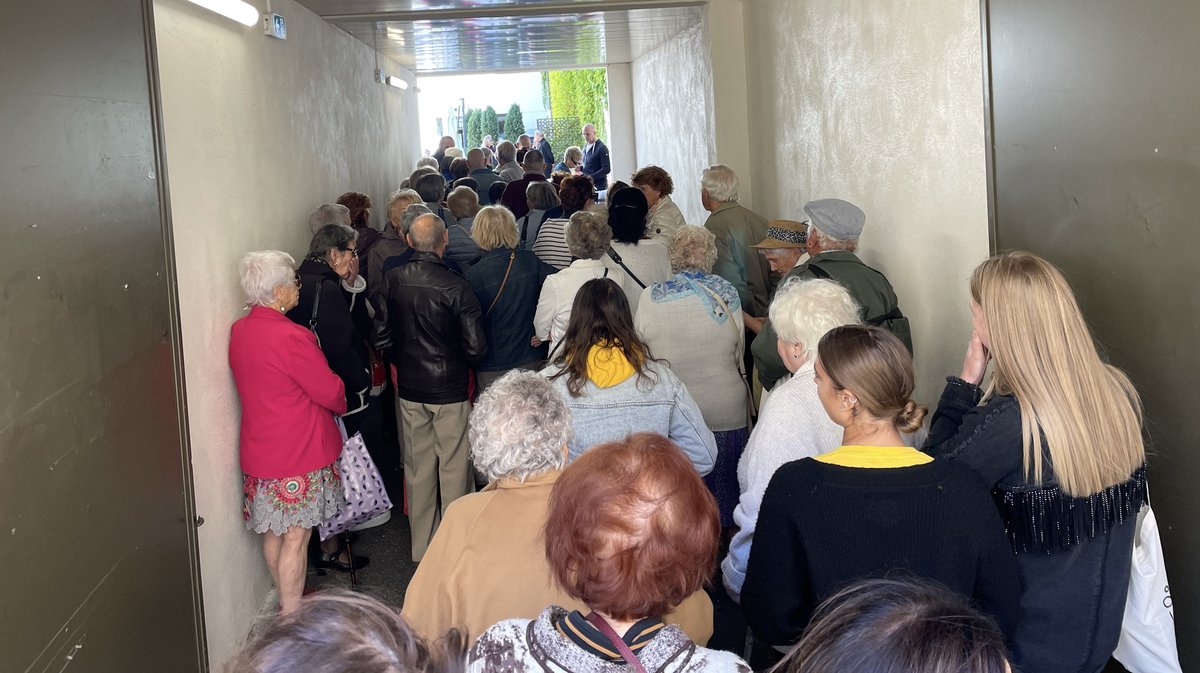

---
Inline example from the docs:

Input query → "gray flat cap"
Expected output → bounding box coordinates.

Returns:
[804,198,865,240]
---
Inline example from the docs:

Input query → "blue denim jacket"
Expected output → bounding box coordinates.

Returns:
[542,360,717,475]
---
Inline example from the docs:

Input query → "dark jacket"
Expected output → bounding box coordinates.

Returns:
[536,138,555,177]
[385,251,486,404]
[470,167,505,205]
[582,139,610,189]
[289,258,370,414]
[924,378,1145,673]
[465,248,555,371]
[752,250,912,390]
[499,173,548,220]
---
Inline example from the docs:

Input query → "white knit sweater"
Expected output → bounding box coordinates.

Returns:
[721,362,842,600]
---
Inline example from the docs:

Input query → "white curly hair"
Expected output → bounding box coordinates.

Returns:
[468,371,572,482]
[769,277,862,361]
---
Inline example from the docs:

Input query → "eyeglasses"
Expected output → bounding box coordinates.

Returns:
[340,247,359,257]
[293,274,302,288]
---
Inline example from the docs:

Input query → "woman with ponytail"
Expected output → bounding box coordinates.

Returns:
[925,252,1147,673]
[741,325,1020,651]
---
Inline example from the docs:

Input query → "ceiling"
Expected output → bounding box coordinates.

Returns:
[293,0,706,74]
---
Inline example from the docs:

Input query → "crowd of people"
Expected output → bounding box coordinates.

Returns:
[225,129,1149,673]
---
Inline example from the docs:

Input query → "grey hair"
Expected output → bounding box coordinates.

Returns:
[408,213,446,252]
[400,203,433,235]
[468,371,571,482]
[808,222,859,250]
[307,203,351,234]
[225,589,466,673]
[416,156,439,170]
[526,181,560,210]
[667,226,717,273]
[239,250,296,306]
[386,188,421,228]
[565,210,612,260]
[414,173,447,204]
[444,147,464,159]
[700,164,739,203]
[307,224,357,259]
[497,140,516,163]
[769,277,862,361]
[563,146,582,164]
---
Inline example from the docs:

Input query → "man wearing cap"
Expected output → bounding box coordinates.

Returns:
[751,198,913,391]
[701,165,773,318]
[742,219,809,334]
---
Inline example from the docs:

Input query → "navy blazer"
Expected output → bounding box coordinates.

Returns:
[582,139,610,188]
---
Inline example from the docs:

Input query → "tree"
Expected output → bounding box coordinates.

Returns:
[481,106,499,144]
[504,103,525,142]
[466,108,482,149]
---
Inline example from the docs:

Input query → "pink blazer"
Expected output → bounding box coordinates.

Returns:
[229,306,347,478]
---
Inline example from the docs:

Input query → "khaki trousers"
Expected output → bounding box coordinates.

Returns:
[397,397,474,561]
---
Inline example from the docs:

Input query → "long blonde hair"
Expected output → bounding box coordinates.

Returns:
[971,252,1144,496]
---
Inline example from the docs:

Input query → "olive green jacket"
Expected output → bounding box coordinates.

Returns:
[704,202,773,317]
[752,250,913,390]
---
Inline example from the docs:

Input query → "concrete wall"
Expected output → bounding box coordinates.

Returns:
[153,0,420,666]
[631,21,715,225]
[742,0,990,402]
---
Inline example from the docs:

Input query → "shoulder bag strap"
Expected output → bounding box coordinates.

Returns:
[697,280,755,426]
[805,259,831,280]
[485,251,517,317]
[308,277,324,331]
[585,613,650,673]
[606,248,646,288]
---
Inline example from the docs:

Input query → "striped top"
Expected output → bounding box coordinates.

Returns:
[532,218,572,270]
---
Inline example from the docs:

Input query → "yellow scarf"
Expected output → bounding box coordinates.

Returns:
[813,445,933,468]
[586,343,636,388]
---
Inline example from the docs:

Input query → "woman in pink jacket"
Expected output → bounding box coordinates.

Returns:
[229,250,347,615]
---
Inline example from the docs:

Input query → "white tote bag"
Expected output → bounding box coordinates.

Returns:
[1113,504,1182,673]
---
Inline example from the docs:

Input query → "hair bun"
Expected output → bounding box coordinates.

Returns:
[896,399,928,434]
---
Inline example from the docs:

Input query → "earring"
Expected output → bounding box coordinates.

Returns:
[792,353,799,359]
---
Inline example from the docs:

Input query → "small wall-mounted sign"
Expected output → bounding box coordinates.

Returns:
[264,12,286,40]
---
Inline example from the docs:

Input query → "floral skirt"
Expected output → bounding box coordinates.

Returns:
[243,464,342,535]
[704,427,750,528]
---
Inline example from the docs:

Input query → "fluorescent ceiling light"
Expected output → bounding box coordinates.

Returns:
[185,0,258,26]
[386,75,409,90]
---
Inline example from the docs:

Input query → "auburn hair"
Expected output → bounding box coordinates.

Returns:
[543,433,719,620]
[970,251,1144,497]
[336,191,372,228]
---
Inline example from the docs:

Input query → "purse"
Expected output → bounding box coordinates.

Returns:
[318,418,394,541]
[1112,499,1182,673]
[585,612,650,673]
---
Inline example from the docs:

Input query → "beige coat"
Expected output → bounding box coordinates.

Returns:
[401,470,715,644]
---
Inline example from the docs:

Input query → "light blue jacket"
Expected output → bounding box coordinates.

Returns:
[541,360,717,475]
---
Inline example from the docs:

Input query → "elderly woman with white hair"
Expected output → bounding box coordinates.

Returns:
[229,250,347,616]
[720,278,861,602]
[533,210,638,354]
[635,226,748,529]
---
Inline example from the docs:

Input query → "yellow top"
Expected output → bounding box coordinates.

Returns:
[813,445,933,469]
[586,343,636,388]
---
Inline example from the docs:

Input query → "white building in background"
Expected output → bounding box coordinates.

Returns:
[418,71,551,152]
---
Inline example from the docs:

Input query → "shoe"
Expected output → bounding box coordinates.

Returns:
[313,548,370,573]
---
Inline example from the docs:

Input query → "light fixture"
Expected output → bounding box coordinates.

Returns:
[376,69,410,91]
[185,0,258,26]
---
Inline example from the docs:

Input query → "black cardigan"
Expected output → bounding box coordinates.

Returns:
[740,456,1021,647]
